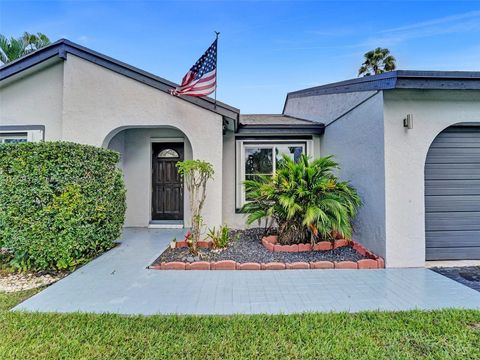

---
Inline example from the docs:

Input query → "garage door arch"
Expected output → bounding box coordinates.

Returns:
[425,124,480,260]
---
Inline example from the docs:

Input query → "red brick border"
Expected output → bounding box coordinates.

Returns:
[262,235,346,253]
[152,235,385,270]
[151,258,384,271]
[175,240,213,249]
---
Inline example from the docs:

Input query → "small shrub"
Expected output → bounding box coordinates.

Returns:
[207,225,231,249]
[0,141,126,271]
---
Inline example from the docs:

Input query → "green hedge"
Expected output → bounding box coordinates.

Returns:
[0,142,126,271]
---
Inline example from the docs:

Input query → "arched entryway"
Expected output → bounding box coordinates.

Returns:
[425,124,480,260]
[104,126,193,227]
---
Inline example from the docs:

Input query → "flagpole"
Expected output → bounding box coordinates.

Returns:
[214,31,220,109]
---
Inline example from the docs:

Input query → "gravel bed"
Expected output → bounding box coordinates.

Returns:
[153,228,368,265]
[0,271,65,293]
[431,266,480,292]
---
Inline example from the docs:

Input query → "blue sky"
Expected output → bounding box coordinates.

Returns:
[1,1,479,113]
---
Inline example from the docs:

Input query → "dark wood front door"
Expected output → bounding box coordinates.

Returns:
[152,143,184,221]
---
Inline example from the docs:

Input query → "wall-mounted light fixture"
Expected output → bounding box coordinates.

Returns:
[403,114,413,129]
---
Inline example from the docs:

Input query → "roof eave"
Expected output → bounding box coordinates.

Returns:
[286,70,480,99]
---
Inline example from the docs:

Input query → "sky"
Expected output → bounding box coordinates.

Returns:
[1,0,479,113]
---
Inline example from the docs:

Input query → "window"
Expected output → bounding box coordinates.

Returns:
[158,149,180,158]
[0,129,43,143]
[0,132,28,144]
[237,140,311,206]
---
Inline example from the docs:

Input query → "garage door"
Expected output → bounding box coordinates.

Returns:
[425,125,480,260]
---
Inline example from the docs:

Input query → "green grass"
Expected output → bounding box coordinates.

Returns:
[0,290,479,359]
[0,287,41,312]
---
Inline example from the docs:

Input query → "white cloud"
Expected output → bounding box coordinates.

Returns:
[363,10,480,47]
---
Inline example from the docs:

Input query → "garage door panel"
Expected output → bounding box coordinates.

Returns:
[426,148,480,164]
[426,156,480,164]
[438,127,480,135]
[426,247,480,260]
[426,212,480,231]
[425,195,480,211]
[425,180,480,195]
[425,163,480,180]
[431,135,480,147]
[426,231,480,247]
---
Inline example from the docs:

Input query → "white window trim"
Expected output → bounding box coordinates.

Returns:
[0,129,43,143]
[236,139,313,208]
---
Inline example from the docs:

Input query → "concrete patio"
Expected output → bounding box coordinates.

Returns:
[14,228,480,315]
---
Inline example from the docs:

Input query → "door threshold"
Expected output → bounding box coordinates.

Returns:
[148,221,184,229]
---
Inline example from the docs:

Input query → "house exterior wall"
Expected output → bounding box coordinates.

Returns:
[60,54,224,228]
[222,131,244,228]
[0,59,64,140]
[321,92,387,260]
[284,91,378,124]
[383,89,480,267]
[284,91,387,261]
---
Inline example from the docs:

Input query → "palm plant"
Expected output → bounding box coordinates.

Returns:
[358,47,396,77]
[242,155,361,245]
[0,32,51,65]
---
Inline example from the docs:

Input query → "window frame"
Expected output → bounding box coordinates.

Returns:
[157,148,180,158]
[0,128,43,144]
[0,132,28,144]
[236,139,313,208]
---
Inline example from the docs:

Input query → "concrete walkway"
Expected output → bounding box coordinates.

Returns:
[14,228,480,315]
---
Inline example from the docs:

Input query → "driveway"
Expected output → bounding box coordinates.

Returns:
[14,228,480,315]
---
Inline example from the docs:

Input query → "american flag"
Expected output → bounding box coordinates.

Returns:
[171,39,217,97]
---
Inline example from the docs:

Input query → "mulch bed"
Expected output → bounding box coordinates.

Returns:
[152,228,368,265]
[431,266,480,292]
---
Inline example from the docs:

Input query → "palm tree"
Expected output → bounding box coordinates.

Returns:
[358,47,396,77]
[0,32,51,65]
[242,155,362,245]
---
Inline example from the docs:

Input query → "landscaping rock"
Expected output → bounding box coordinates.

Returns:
[431,267,480,292]
[0,272,65,293]
[153,228,368,266]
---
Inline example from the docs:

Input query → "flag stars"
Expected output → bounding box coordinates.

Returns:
[173,39,217,96]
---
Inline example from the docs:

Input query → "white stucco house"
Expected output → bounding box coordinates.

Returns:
[1,39,479,267]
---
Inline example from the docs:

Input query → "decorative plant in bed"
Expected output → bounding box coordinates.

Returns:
[151,155,384,270]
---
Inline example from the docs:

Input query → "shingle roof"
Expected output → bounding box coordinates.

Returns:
[0,39,239,122]
[238,114,324,135]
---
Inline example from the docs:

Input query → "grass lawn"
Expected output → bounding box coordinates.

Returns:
[0,290,479,359]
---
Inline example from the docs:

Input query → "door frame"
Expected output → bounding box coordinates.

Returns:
[149,138,185,223]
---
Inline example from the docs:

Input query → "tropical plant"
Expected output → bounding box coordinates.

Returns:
[176,160,214,255]
[358,47,396,77]
[207,225,232,249]
[241,155,361,245]
[0,32,51,65]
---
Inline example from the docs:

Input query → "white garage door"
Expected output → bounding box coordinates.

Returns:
[425,125,480,260]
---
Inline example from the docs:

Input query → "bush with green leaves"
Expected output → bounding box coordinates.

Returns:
[242,155,361,245]
[0,141,126,271]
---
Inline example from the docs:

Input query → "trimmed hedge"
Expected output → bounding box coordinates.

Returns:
[0,142,126,271]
